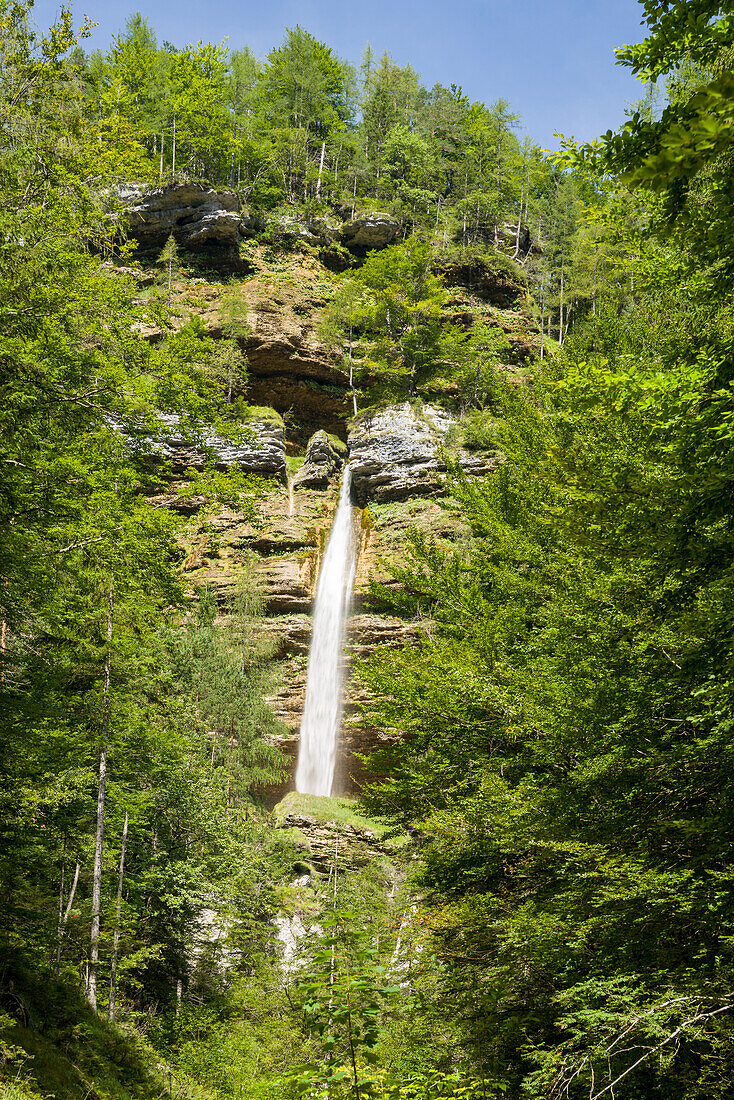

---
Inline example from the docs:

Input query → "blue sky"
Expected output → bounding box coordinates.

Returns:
[31,0,648,150]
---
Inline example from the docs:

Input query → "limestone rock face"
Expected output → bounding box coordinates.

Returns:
[152,413,287,482]
[243,289,351,441]
[278,814,385,869]
[293,430,347,491]
[339,212,399,252]
[270,215,323,246]
[348,403,495,505]
[348,403,451,505]
[120,182,242,260]
[265,210,398,253]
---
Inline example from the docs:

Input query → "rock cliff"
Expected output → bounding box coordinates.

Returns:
[150,411,287,481]
[293,430,347,490]
[123,183,536,799]
[348,403,496,505]
[119,181,244,268]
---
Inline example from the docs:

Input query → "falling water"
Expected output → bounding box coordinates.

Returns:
[295,466,355,796]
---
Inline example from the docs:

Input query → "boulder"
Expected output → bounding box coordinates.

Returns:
[269,215,323,246]
[119,182,243,262]
[347,403,495,505]
[339,212,399,252]
[151,412,287,482]
[293,430,347,491]
[307,214,343,240]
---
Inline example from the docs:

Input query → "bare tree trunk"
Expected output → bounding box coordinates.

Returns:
[1,575,7,684]
[108,811,128,1022]
[592,258,598,317]
[539,300,545,361]
[348,324,357,416]
[315,141,326,202]
[159,134,164,180]
[558,258,565,345]
[55,863,65,977]
[172,116,176,177]
[328,833,339,1014]
[226,716,235,805]
[65,862,80,921]
[56,861,80,977]
[229,93,239,189]
[513,165,526,259]
[88,583,113,1012]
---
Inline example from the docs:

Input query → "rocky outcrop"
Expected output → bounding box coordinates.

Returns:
[241,279,352,440]
[119,182,243,265]
[347,403,496,505]
[293,431,347,491]
[151,413,287,482]
[339,212,399,252]
[276,792,388,869]
[262,210,398,257]
[439,257,525,308]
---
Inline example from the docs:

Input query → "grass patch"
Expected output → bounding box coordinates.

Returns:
[242,405,284,427]
[273,792,398,840]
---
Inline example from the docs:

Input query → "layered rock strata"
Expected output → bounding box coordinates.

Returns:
[269,210,399,255]
[293,431,347,490]
[120,182,243,266]
[150,413,287,482]
[338,212,399,252]
[348,402,496,505]
[179,414,492,799]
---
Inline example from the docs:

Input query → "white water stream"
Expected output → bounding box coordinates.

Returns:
[295,466,356,796]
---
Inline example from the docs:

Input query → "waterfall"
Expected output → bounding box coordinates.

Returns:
[295,466,355,796]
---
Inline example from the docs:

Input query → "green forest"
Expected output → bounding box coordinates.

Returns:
[3,0,734,1098]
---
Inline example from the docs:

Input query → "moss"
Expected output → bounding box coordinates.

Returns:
[325,433,347,455]
[273,792,395,839]
[241,405,283,427]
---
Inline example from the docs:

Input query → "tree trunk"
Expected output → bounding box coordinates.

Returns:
[328,833,339,1015]
[539,300,545,361]
[1,575,7,684]
[54,863,65,977]
[172,116,176,177]
[88,582,113,1012]
[108,811,128,1022]
[558,259,565,345]
[513,167,526,259]
[56,861,80,977]
[315,141,326,202]
[226,716,235,805]
[348,325,357,416]
[229,92,238,189]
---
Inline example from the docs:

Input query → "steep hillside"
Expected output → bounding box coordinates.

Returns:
[124,183,538,799]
